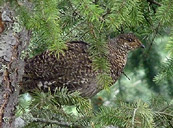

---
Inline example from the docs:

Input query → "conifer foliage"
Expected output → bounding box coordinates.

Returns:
[1,0,173,127]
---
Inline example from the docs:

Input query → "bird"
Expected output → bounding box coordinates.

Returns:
[22,33,144,97]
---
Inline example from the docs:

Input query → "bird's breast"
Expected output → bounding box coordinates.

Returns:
[108,49,127,82]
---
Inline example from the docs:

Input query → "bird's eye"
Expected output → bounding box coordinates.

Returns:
[128,38,133,42]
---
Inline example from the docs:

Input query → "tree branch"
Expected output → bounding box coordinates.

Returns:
[122,72,130,80]
[132,108,138,128]
[32,117,72,127]
[0,4,31,128]
[31,117,82,128]
[144,22,161,58]
[154,111,173,118]
[102,8,111,18]
[147,0,161,6]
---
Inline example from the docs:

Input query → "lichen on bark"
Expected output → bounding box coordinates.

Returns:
[0,4,30,128]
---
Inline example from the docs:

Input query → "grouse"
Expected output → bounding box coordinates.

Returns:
[22,33,144,97]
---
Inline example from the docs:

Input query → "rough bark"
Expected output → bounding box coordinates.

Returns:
[0,4,30,128]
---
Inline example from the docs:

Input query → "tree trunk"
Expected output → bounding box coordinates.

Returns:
[0,4,30,128]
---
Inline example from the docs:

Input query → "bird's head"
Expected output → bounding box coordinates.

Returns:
[114,33,145,51]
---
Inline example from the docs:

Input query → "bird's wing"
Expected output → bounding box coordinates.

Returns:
[24,41,94,86]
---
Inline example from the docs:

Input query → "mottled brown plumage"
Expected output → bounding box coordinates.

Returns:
[22,33,144,97]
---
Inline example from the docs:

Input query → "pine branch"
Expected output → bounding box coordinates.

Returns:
[32,117,72,127]
[147,0,161,6]
[122,71,131,80]
[102,8,111,18]
[132,108,138,128]
[154,58,173,83]
[144,22,161,59]
[154,111,173,118]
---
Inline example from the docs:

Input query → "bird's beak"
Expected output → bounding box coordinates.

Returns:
[141,44,145,48]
